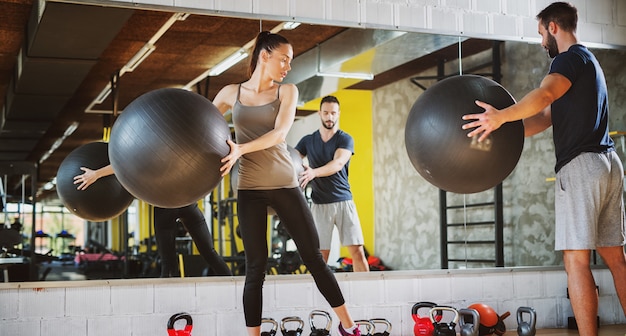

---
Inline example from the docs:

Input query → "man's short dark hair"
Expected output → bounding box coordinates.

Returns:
[320,95,340,109]
[537,1,577,32]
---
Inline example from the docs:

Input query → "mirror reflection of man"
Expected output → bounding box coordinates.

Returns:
[295,96,369,272]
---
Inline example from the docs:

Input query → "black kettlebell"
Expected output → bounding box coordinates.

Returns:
[309,310,332,336]
[370,318,392,336]
[459,308,480,336]
[281,316,304,336]
[355,319,375,336]
[430,306,459,336]
[517,307,536,336]
[261,317,278,336]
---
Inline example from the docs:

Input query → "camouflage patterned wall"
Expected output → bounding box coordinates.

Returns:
[373,40,626,270]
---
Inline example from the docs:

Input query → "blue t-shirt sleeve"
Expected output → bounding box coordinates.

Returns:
[338,131,355,155]
[295,136,308,157]
[549,52,583,84]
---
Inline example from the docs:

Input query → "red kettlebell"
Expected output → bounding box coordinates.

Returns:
[412,301,443,336]
[167,312,193,336]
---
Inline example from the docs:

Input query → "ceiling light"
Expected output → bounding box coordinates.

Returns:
[38,122,80,164]
[283,21,301,30]
[63,121,79,137]
[316,71,374,80]
[208,48,249,76]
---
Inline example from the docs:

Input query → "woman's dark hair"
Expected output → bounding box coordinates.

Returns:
[248,31,290,77]
[536,1,577,32]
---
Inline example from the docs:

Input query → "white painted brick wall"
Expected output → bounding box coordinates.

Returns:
[504,0,531,17]
[1,268,625,335]
[91,0,626,48]
[326,0,361,24]
[0,288,18,319]
[618,0,626,26]
[291,0,325,21]
[395,4,429,30]
[492,13,517,36]
[585,0,613,24]
[363,1,395,27]
[215,0,253,14]
[254,0,290,17]
[475,0,501,14]
[462,12,490,35]
[174,0,216,10]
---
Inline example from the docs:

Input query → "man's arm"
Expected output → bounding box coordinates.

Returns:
[462,73,570,141]
[298,148,351,189]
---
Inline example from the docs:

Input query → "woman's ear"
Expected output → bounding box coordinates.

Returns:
[260,49,270,63]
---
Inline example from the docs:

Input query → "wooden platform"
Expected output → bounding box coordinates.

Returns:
[537,324,625,335]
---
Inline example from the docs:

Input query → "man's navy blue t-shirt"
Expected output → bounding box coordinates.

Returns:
[295,130,354,204]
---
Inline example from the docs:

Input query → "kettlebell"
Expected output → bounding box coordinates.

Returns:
[370,318,392,336]
[281,316,304,336]
[261,317,279,336]
[459,308,480,336]
[430,306,459,336]
[167,312,193,336]
[516,307,536,336]
[412,301,442,336]
[355,319,375,336]
[309,310,332,336]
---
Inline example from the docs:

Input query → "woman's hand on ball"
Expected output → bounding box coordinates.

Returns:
[220,139,242,176]
[73,167,98,190]
[462,100,505,142]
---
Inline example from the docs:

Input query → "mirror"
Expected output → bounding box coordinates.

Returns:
[2,2,625,282]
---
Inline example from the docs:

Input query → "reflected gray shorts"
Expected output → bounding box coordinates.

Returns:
[555,151,626,250]
[311,200,364,250]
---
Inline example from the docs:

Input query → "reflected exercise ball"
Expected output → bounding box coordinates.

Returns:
[404,75,524,194]
[57,142,134,221]
[108,88,231,208]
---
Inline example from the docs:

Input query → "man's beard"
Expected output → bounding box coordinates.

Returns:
[322,120,335,130]
[545,32,558,58]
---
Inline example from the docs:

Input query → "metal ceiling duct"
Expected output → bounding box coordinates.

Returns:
[0,1,134,161]
[286,28,465,105]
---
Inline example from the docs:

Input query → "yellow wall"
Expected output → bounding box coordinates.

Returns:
[301,90,375,256]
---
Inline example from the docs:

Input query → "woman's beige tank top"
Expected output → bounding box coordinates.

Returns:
[231,84,298,190]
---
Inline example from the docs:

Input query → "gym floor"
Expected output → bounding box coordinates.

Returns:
[536,324,625,335]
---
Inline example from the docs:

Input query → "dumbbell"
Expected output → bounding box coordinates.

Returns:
[517,307,537,336]
[459,308,480,336]
[261,318,279,336]
[370,318,392,336]
[430,306,459,336]
[281,316,304,336]
[309,310,332,336]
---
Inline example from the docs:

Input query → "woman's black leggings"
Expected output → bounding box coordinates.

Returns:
[237,188,345,327]
[154,204,232,277]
